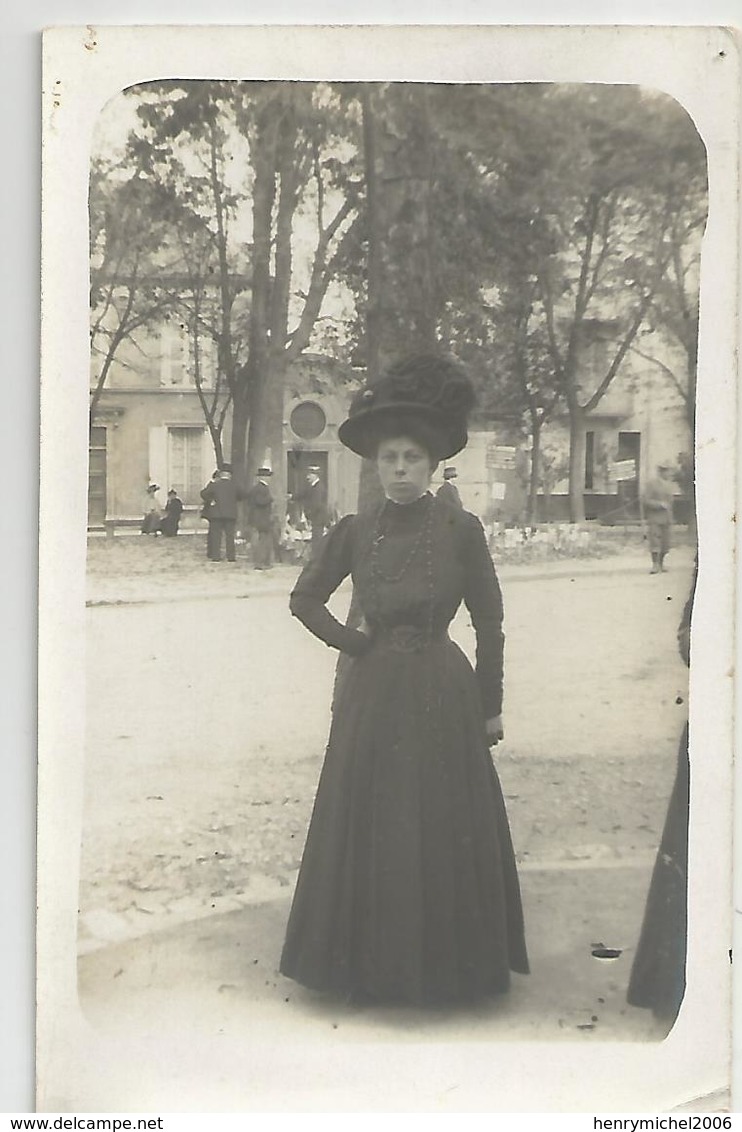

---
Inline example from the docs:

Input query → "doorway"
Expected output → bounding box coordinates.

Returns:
[616,431,642,517]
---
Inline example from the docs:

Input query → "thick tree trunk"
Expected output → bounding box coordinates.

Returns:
[568,402,587,523]
[239,104,277,494]
[357,83,438,515]
[264,352,288,522]
[367,84,437,372]
[230,383,250,487]
[527,420,541,528]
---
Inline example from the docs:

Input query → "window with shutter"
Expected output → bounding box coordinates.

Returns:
[167,427,206,505]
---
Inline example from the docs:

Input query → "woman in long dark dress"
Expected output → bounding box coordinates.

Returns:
[280,355,529,1006]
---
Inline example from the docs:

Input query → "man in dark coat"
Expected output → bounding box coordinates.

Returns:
[200,464,240,562]
[246,467,274,570]
[295,466,331,556]
[200,470,219,557]
[436,466,463,509]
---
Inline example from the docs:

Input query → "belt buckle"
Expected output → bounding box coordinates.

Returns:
[386,624,426,653]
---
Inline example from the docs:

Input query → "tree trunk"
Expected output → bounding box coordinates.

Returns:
[568,402,587,523]
[527,420,541,529]
[230,382,250,488]
[357,83,438,514]
[264,352,288,523]
[262,105,302,531]
[239,103,277,493]
[368,84,437,371]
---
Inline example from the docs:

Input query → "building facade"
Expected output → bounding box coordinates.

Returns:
[89,315,692,529]
[89,318,363,528]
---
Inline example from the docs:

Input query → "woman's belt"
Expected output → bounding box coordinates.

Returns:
[372,624,448,654]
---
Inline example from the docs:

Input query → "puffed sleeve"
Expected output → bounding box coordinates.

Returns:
[289,516,372,658]
[462,514,505,718]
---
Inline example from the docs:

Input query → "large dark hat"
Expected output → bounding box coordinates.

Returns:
[338,353,476,461]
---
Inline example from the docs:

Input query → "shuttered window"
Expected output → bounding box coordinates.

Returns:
[168,427,205,505]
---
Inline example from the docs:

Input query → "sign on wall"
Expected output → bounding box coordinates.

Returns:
[486,443,517,470]
[613,459,637,481]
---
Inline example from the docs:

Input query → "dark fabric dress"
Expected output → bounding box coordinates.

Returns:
[160,496,183,537]
[280,492,529,1005]
[626,729,689,1021]
[627,578,694,1023]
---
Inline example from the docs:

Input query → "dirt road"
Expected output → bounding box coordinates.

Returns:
[80,560,692,939]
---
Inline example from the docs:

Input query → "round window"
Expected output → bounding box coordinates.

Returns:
[290,401,327,440]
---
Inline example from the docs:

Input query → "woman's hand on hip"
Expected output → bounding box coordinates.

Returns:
[486,715,504,747]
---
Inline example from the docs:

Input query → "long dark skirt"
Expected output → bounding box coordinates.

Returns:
[280,636,529,1006]
[627,725,689,1022]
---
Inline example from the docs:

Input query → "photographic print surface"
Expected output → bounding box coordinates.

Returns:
[39,25,738,1113]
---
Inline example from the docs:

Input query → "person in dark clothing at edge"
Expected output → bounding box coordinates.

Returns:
[279,353,528,1006]
[627,567,696,1027]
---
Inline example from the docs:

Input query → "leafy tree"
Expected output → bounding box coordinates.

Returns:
[113,81,363,519]
[89,156,182,424]
[631,168,707,434]
[424,86,565,523]
[522,86,707,520]
[419,84,707,522]
[126,83,253,470]
[234,82,363,516]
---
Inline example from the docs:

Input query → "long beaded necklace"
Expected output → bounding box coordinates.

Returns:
[370,492,435,584]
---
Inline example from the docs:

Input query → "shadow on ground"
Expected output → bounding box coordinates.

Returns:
[79,866,668,1045]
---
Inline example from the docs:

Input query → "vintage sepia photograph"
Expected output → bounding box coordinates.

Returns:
[38,25,738,1113]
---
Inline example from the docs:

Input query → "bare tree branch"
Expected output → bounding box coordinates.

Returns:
[285,199,358,362]
[630,344,690,404]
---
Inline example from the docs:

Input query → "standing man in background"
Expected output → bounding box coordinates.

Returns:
[436,466,463,509]
[296,465,330,556]
[201,464,240,563]
[200,469,219,558]
[246,466,275,570]
[642,463,675,574]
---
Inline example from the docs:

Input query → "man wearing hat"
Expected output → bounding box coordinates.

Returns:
[643,462,676,573]
[294,465,331,556]
[246,466,274,570]
[200,463,240,562]
[436,466,463,509]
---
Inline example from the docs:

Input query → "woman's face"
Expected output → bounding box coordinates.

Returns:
[376,435,434,504]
